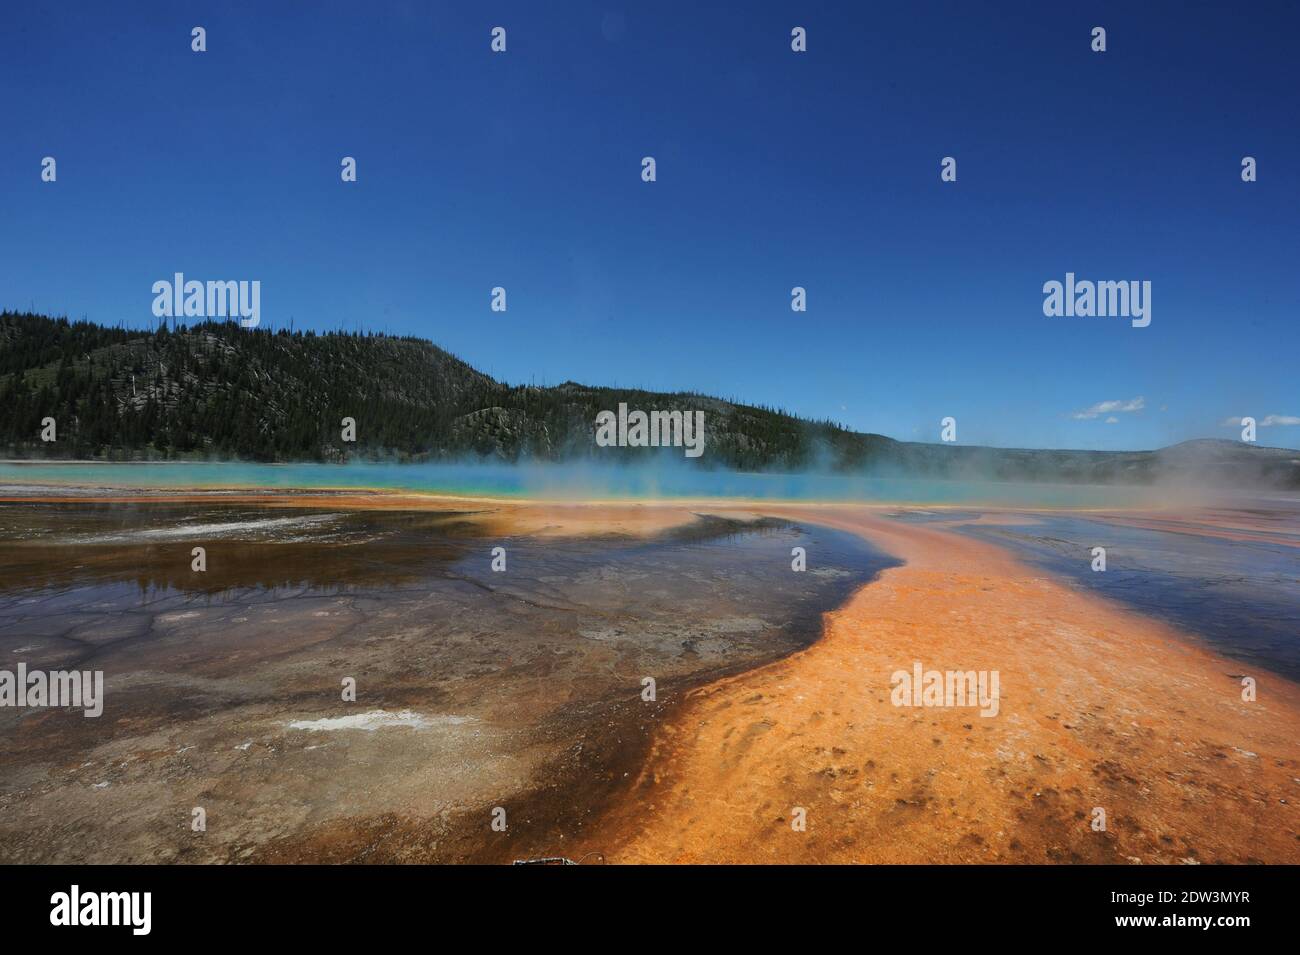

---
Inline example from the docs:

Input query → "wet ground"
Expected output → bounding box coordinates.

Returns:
[950,509,1300,681]
[0,501,895,863]
[575,504,1300,864]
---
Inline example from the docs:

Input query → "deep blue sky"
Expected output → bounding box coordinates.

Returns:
[3,1,1297,450]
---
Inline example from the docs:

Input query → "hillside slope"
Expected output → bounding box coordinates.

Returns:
[2,312,1296,488]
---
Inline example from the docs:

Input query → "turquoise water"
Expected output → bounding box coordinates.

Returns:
[0,460,1158,506]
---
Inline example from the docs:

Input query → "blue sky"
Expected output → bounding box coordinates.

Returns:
[2,1,1297,450]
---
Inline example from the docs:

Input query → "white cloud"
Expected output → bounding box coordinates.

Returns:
[1221,414,1300,427]
[1105,416,1119,424]
[1072,396,1145,420]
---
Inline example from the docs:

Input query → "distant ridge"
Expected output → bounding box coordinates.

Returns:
[2,312,1296,488]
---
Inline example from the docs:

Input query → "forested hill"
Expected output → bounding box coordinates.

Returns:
[0,312,847,467]
[2,312,1296,488]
